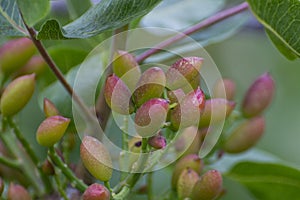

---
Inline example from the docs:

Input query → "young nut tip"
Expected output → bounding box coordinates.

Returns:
[82,183,110,200]
[36,115,70,147]
[0,74,35,116]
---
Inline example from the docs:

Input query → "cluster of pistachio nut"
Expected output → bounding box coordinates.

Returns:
[103,50,274,200]
[0,37,275,200]
[0,37,47,79]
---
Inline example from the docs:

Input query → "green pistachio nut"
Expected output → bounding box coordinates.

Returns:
[0,38,36,75]
[177,168,200,200]
[36,116,70,147]
[112,50,141,90]
[167,88,185,105]
[166,57,203,90]
[132,67,166,108]
[148,134,166,149]
[41,159,55,176]
[80,136,113,182]
[43,98,60,117]
[171,154,204,189]
[170,87,205,131]
[7,183,31,200]
[104,74,135,115]
[242,73,275,118]
[135,98,169,137]
[223,116,265,153]
[213,78,236,100]
[0,74,35,116]
[15,55,47,77]
[82,183,110,200]
[198,98,235,128]
[174,126,202,157]
[191,170,223,200]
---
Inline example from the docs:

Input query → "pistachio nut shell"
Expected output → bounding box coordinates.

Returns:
[223,116,265,153]
[242,73,275,118]
[36,115,70,147]
[133,67,166,108]
[80,136,113,181]
[1,74,35,116]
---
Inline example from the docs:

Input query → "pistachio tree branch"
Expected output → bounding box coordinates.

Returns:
[48,147,88,192]
[136,2,249,63]
[22,23,96,125]
[96,25,129,129]
[7,118,53,193]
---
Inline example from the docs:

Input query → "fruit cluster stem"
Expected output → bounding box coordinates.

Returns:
[7,118,53,193]
[0,156,20,170]
[48,147,88,192]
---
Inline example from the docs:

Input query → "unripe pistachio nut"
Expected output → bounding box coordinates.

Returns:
[36,115,70,147]
[7,183,31,200]
[181,72,201,93]
[223,116,265,153]
[172,154,204,189]
[174,126,202,156]
[104,74,134,115]
[177,168,200,200]
[167,88,185,104]
[242,73,275,118]
[135,98,169,137]
[198,98,235,128]
[41,159,55,175]
[132,67,166,108]
[0,38,36,75]
[148,134,166,149]
[0,74,35,116]
[166,57,203,90]
[170,87,205,131]
[82,183,110,200]
[191,170,223,200]
[43,98,60,117]
[80,136,113,181]
[213,78,236,100]
[112,50,141,90]
[15,55,47,77]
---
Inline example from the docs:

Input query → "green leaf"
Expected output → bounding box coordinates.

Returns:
[226,162,300,200]
[0,0,27,37]
[141,0,225,31]
[37,0,162,39]
[48,45,89,73]
[37,19,66,40]
[16,0,50,26]
[144,12,250,63]
[66,0,92,20]
[39,67,78,119]
[266,29,298,60]
[246,0,300,60]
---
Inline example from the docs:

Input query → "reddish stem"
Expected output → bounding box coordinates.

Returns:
[136,2,249,63]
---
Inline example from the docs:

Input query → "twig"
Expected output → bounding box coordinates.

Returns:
[113,138,149,198]
[0,156,20,170]
[96,25,129,129]
[22,23,97,126]
[147,172,153,200]
[135,2,249,63]
[48,147,88,192]
[7,118,53,193]
[54,171,69,200]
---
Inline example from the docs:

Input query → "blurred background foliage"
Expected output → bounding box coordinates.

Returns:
[4,0,299,199]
